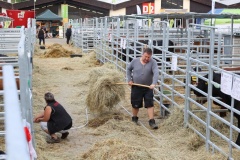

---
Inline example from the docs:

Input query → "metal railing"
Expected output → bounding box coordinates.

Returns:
[71,14,240,159]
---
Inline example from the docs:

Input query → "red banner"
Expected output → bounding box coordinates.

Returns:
[6,10,35,28]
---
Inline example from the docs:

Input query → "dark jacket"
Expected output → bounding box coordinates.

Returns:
[65,28,72,37]
[46,101,72,134]
[38,29,45,38]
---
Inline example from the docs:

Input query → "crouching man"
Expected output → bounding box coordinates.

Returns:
[34,92,72,143]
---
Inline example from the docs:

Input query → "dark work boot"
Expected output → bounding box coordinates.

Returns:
[132,116,140,125]
[149,119,158,129]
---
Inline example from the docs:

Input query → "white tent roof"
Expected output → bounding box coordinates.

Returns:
[216,0,240,6]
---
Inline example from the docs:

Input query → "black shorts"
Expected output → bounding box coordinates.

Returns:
[131,86,154,108]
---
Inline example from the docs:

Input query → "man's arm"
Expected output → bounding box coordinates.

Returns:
[151,60,159,88]
[127,61,134,84]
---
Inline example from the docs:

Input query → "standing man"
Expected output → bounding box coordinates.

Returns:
[65,25,72,45]
[37,26,45,46]
[127,48,159,129]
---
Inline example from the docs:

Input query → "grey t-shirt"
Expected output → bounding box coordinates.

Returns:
[127,57,159,85]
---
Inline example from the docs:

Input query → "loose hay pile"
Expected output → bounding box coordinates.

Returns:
[88,112,126,128]
[86,65,125,114]
[40,43,74,58]
[82,139,154,160]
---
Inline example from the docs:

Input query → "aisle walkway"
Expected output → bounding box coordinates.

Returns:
[36,37,67,46]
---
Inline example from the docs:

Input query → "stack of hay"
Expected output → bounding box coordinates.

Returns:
[41,43,74,58]
[86,65,126,114]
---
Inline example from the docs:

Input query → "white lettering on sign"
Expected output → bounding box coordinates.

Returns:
[142,3,154,14]
[18,12,25,18]
[143,6,149,13]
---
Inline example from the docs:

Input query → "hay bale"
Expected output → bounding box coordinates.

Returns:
[86,66,125,114]
[47,43,62,49]
[40,43,74,58]
[82,51,101,67]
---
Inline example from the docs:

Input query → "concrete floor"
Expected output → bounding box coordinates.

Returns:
[36,37,67,45]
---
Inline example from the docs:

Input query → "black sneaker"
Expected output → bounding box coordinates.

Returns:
[61,132,69,139]
[132,116,140,125]
[149,119,158,129]
[46,137,60,143]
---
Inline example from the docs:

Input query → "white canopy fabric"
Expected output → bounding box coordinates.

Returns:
[216,0,240,6]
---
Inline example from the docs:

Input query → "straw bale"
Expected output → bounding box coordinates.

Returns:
[41,48,74,58]
[81,51,102,67]
[47,43,62,49]
[82,138,154,160]
[40,43,75,58]
[86,65,125,113]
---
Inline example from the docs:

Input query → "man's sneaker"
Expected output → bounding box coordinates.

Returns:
[61,132,69,139]
[149,119,158,129]
[46,137,60,144]
[132,116,140,125]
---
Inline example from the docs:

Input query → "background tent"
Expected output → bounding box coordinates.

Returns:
[204,9,240,28]
[36,9,62,21]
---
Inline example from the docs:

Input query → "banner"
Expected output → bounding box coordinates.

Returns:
[6,10,34,28]
[61,4,68,24]
[61,4,68,18]
[59,26,64,39]
[142,3,154,14]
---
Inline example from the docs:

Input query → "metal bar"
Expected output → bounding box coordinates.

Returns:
[3,65,30,160]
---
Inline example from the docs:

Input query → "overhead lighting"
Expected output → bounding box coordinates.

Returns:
[97,12,103,14]
[81,8,90,11]
[97,0,130,4]
[92,11,96,13]
[69,5,77,8]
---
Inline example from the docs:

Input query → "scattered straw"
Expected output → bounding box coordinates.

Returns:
[86,65,125,114]
[188,133,205,151]
[61,67,74,71]
[82,139,154,160]
[162,107,184,128]
[88,112,125,128]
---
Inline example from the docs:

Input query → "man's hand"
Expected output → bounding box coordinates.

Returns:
[33,118,41,123]
[128,81,133,86]
[149,84,156,89]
